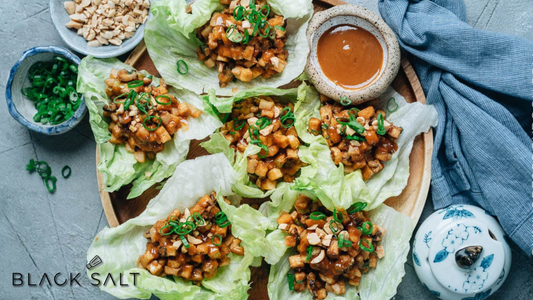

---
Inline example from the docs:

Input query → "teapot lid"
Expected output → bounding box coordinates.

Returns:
[428,219,505,295]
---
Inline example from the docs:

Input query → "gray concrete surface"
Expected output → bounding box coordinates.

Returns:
[0,1,531,299]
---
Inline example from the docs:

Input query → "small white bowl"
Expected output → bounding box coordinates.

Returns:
[5,46,87,135]
[305,5,401,105]
[49,0,152,58]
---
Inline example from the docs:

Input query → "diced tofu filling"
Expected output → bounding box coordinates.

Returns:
[308,95,402,180]
[278,195,385,300]
[138,192,244,284]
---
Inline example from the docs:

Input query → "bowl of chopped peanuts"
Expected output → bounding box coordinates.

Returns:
[50,0,152,58]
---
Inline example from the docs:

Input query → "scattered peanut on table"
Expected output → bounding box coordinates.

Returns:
[64,0,150,47]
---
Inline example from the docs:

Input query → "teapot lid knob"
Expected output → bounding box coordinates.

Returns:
[455,245,483,269]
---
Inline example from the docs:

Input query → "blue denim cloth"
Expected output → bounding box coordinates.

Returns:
[379,0,533,257]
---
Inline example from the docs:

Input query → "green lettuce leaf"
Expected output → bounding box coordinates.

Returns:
[144,0,313,96]
[293,84,438,211]
[77,56,221,198]
[201,85,301,198]
[267,204,413,300]
[86,154,254,300]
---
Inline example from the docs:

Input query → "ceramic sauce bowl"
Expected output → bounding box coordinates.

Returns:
[305,5,400,105]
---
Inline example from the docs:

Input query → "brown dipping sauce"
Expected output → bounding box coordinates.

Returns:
[317,24,383,90]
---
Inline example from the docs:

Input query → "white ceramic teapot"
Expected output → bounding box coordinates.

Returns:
[412,205,511,300]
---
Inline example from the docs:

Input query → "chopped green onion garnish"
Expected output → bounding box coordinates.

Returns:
[360,221,373,235]
[176,59,189,75]
[234,119,246,130]
[192,212,205,226]
[257,143,269,159]
[127,80,143,88]
[336,115,365,134]
[333,209,343,223]
[306,246,313,261]
[44,176,57,193]
[142,115,162,132]
[61,165,71,178]
[180,235,190,248]
[329,220,339,234]
[377,113,386,135]
[309,211,326,220]
[175,221,196,235]
[21,55,81,125]
[347,202,367,214]
[340,96,351,106]
[160,224,174,236]
[274,25,285,31]
[215,211,231,228]
[256,117,272,129]
[233,5,246,21]
[287,274,294,290]
[338,234,352,248]
[212,234,222,246]
[387,97,399,113]
[360,239,374,252]
[155,95,172,105]
[259,5,270,17]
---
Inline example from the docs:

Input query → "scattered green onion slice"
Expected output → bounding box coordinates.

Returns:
[347,202,367,214]
[336,115,365,134]
[360,221,373,235]
[338,234,352,248]
[257,143,269,159]
[142,116,162,132]
[192,212,205,226]
[44,176,57,193]
[377,113,386,135]
[234,119,246,130]
[309,211,326,220]
[256,117,272,129]
[215,211,231,228]
[248,125,260,141]
[387,97,399,113]
[175,221,196,235]
[345,135,366,142]
[127,80,143,88]
[180,235,190,248]
[360,239,374,252]
[155,95,172,105]
[321,123,329,130]
[113,92,128,104]
[259,5,270,17]
[333,209,343,223]
[340,96,351,106]
[233,5,246,20]
[160,224,174,236]
[176,59,189,75]
[287,274,294,291]
[329,220,340,234]
[61,165,71,178]
[306,246,313,261]
[274,25,285,31]
[212,234,222,246]
[349,107,360,115]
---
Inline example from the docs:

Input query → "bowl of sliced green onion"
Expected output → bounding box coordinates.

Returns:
[6,46,86,135]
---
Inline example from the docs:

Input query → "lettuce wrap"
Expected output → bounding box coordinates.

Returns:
[201,86,303,198]
[144,0,313,96]
[77,56,221,198]
[292,84,438,211]
[87,153,261,299]
[266,203,414,300]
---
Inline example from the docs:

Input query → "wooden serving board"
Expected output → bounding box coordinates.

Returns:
[95,0,433,298]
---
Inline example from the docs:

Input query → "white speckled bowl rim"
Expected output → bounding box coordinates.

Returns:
[49,0,153,58]
[5,46,87,135]
[305,5,401,105]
